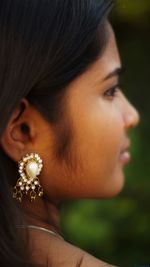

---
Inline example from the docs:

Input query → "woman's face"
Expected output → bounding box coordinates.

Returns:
[35,24,139,201]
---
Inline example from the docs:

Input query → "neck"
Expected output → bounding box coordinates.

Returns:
[19,196,62,235]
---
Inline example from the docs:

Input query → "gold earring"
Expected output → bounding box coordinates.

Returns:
[13,152,44,202]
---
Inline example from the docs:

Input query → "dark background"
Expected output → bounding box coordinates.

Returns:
[61,1,150,266]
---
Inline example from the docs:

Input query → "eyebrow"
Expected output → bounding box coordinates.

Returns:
[103,67,125,81]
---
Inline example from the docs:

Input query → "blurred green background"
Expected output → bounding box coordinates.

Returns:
[61,1,150,267]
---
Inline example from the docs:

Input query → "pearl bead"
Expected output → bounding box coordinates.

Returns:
[31,185,35,190]
[26,161,39,179]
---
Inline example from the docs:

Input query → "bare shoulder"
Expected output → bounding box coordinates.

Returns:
[28,231,117,267]
[46,237,117,267]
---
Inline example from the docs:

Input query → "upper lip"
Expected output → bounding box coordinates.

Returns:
[121,140,131,153]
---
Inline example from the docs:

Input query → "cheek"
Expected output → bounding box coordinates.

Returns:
[77,99,123,158]
[70,99,124,196]
[79,115,121,171]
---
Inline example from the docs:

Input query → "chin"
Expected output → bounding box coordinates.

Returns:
[103,187,124,199]
[97,172,125,199]
[108,174,125,198]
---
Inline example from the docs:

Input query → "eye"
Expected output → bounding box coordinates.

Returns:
[104,84,121,98]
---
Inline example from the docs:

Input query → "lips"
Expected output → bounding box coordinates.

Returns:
[119,140,131,165]
[119,150,131,165]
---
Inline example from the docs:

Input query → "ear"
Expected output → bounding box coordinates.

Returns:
[0,99,36,162]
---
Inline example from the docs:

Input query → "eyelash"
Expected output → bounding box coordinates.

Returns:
[104,84,121,98]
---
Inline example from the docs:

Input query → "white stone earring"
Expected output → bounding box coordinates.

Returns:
[13,152,44,202]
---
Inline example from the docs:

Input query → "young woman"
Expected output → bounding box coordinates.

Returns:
[0,0,140,266]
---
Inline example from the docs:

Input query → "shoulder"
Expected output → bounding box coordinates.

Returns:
[46,235,117,267]
[28,231,117,267]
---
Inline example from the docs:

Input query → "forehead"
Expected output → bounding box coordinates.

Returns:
[66,23,121,95]
[83,23,121,83]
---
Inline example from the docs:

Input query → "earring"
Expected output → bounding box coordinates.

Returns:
[13,152,44,202]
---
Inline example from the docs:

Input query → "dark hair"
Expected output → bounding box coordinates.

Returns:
[0,0,113,266]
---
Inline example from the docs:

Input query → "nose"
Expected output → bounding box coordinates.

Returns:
[123,96,140,129]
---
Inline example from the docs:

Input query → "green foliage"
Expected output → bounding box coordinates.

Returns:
[114,0,150,25]
[61,1,150,267]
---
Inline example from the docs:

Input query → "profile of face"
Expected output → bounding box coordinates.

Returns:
[1,23,140,202]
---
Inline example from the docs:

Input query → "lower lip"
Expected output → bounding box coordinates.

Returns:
[119,151,131,165]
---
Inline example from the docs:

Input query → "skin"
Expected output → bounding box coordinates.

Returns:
[0,24,140,266]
